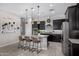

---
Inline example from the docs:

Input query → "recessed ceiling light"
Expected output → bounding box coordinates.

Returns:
[49,4,53,7]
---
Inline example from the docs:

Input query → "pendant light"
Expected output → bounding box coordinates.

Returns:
[31,7,34,24]
[25,9,28,24]
[37,5,40,24]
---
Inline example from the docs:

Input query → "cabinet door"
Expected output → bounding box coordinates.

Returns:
[34,21,38,28]
[32,21,38,35]
[39,21,45,30]
[69,7,79,39]
[76,7,79,30]
[68,7,76,31]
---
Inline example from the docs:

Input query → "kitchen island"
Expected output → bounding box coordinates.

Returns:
[26,35,48,50]
[38,35,48,50]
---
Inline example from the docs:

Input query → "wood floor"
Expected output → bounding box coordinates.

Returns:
[0,42,64,56]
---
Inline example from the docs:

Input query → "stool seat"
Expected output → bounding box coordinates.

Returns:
[33,40,40,43]
[22,39,26,41]
[26,39,32,42]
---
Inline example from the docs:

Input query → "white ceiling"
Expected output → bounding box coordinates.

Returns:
[0,3,76,20]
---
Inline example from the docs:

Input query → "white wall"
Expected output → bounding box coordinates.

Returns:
[0,11,20,47]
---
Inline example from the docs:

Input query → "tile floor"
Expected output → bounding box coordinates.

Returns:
[0,42,64,56]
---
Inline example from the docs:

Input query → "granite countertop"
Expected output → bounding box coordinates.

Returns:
[31,35,48,38]
[39,35,48,38]
[69,39,79,44]
[40,30,62,35]
[40,32,53,35]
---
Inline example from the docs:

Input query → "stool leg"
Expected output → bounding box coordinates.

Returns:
[25,41,27,49]
[24,41,26,50]
[25,41,29,50]
[22,41,25,49]
[40,42,41,50]
[29,42,30,51]
[20,41,23,49]
[37,43,39,54]
[37,42,41,54]
[39,42,42,52]
[32,42,34,53]
[18,40,21,48]
[24,41,27,50]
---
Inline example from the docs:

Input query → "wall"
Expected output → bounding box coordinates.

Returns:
[25,18,32,36]
[0,11,20,47]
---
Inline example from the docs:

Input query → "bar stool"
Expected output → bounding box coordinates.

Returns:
[31,36,41,54]
[24,36,32,51]
[18,35,26,49]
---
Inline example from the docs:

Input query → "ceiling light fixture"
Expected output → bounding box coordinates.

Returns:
[37,5,40,24]
[49,4,55,14]
[49,4,53,7]
[31,7,34,24]
[31,8,34,20]
[50,9,55,14]
[25,9,28,19]
[25,9,28,24]
[31,8,35,11]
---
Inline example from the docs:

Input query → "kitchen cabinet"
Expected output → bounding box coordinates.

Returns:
[39,21,45,30]
[62,4,79,56]
[68,39,79,56]
[66,4,79,39]
[32,21,45,35]
[53,19,65,30]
